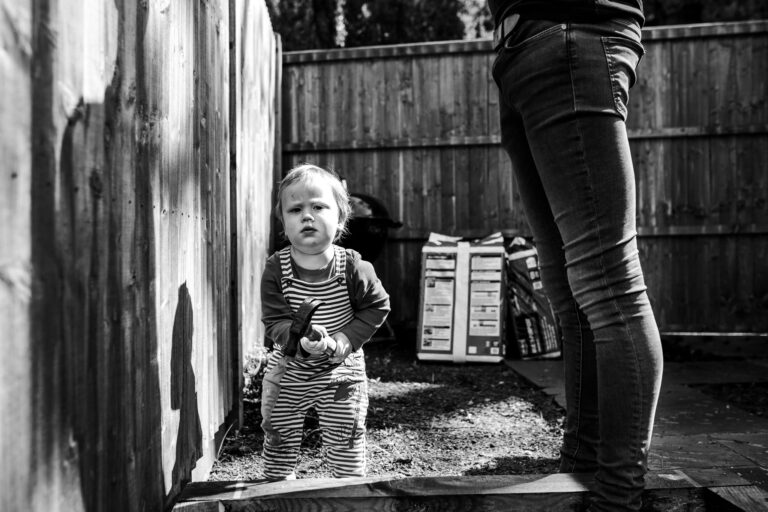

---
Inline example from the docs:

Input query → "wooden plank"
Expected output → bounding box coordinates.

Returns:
[733,467,768,491]
[383,58,400,140]
[284,39,495,64]
[277,21,768,64]
[183,470,735,502]
[422,149,441,231]
[13,0,273,510]
[359,59,375,143]
[466,53,488,137]
[642,20,768,42]
[419,56,440,138]
[439,147,457,234]
[176,469,768,511]
[706,485,768,512]
[486,52,501,137]
[0,3,32,511]
[282,126,768,152]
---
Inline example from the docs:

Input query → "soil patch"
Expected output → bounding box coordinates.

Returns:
[209,335,564,481]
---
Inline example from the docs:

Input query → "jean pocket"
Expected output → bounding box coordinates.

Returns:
[501,20,562,52]
[601,36,644,119]
[492,20,562,86]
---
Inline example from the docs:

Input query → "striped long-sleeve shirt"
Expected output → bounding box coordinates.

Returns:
[260,246,390,352]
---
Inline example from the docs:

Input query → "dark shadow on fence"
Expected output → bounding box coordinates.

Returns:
[167,283,203,507]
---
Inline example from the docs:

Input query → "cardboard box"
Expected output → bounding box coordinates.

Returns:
[505,238,561,358]
[417,233,506,363]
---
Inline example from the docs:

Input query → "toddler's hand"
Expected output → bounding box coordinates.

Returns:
[299,324,328,356]
[300,336,329,355]
[306,324,328,341]
[329,333,353,363]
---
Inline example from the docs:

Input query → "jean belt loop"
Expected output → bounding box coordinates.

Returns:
[493,12,521,51]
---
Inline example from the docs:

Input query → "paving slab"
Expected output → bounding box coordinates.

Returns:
[662,361,768,385]
[506,360,768,434]
[505,360,566,408]
[505,356,768,490]
[712,433,768,467]
[648,434,755,471]
[662,335,768,360]
[654,384,768,436]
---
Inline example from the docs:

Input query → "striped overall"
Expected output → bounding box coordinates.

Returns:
[261,246,369,479]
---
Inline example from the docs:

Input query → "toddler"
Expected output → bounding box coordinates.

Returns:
[260,164,390,480]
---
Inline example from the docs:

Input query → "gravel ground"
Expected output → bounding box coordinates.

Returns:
[208,334,767,482]
[208,335,564,481]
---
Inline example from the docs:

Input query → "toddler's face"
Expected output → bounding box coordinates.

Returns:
[281,177,342,256]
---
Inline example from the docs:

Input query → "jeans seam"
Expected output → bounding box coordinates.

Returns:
[565,23,603,475]
[601,37,627,119]
[567,300,586,472]
[566,24,577,113]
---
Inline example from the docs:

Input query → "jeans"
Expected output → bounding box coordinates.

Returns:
[492,17,664,511]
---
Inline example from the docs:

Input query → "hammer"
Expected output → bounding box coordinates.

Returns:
[285,298,324,358]
[285,298,339,359]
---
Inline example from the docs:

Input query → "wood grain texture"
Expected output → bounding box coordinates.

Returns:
[232,0,279,367]
[175,469,750,511]
[282,21,768,331]
[4,0,277,511]
[0,2,34,511]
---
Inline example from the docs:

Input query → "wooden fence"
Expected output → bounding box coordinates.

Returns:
[281,20,768,334]
[0,1,279,511]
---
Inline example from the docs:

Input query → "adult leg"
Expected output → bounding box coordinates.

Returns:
[494,18,663,511]
[499,100,600,473]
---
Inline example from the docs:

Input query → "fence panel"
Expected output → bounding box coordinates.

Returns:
[282,21,768,333]
[0,1,278,511]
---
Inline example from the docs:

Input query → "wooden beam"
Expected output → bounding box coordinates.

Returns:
[282,126,768,153]
[705,485,768,512]
[174,468,759,511]
[280,21,768,64]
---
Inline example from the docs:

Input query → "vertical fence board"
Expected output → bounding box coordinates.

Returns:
[1,2,33,511]
[234,0,279,367]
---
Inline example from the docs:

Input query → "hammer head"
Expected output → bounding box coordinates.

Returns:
[285,298,324,357]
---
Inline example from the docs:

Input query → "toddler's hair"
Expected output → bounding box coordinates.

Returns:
[275,164,351,241]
